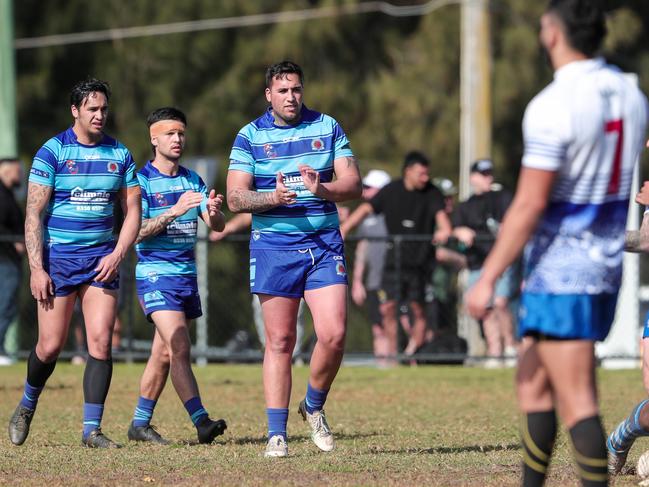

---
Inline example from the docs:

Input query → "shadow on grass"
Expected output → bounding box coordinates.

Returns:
[220,431,381,446]
[367,443,521,455]
[0,383,72,392]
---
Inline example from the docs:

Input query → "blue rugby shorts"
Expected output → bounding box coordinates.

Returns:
[518,292,618,341]
[249,243,348,298]
[138,288,202,323]
[44,254,119,297]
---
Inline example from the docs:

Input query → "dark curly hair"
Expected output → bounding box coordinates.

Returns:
[69,78,111,107]
[265,61,304,88]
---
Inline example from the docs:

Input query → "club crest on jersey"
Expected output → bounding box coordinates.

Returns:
[107,161,119,173]
[311,138,324,151]
[252,230,261,241]
[335,261,346,276]
[65,160,78,174]
[264,143,277,159]
[154,192,168,206]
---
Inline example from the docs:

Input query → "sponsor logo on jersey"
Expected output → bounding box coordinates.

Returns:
[253,230,261,241]
[66,160,78,174]
[167,220,197,236]
[155,192,168,206]
[84,153,101,160]
[107,161,119,173]
[30,168,50,179]
[264,143,277,159]
[311,138,324,151]
[146,271,159,283]
[283,174,306,192]
[70,186,110,203]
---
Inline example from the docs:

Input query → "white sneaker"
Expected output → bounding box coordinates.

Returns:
[482,357,504,369]
[264,435,288,458]
[298,399,335,452]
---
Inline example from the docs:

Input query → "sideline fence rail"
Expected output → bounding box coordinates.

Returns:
[0,233,645,365]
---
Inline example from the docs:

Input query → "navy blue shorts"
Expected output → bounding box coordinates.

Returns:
[138,289,202,322]
[518,292,618,341]
[250,244,348,298]
[44,255,119,297]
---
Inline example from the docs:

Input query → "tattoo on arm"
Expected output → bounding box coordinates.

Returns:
[625,213,649,253]
[136,210,176,244]
[345,156,358,169]
[625,230,642,252]
[24,183,51,271]
[228,188,277,213]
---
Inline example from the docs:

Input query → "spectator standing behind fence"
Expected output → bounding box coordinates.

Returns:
[350,169,391,365]
[453,159,517,366]
[0,158,25,365]
[342,152,452,358]
[428,178,466,338]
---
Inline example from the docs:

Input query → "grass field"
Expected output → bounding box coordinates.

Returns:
[0,362,647,486]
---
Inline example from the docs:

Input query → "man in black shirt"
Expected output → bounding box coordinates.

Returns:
[453,159,517,364]
[342,152,451,358]
[0,158,25,365]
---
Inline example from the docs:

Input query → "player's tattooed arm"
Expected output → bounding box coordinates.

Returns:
[25,182,55,302]
[226,167,296,213]
[24,182,52,271]
[625,212,649,253]
[136,210,177,244]
[227,188,280,213]
[136,190,202,243]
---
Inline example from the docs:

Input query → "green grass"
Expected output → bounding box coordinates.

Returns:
[0,362,647,486]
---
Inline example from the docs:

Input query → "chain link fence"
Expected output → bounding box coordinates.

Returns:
[2,233,518,364]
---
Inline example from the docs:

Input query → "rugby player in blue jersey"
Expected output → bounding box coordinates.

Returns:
[227,61,362,457]
[8,78,142,448]
[126,107,227,445]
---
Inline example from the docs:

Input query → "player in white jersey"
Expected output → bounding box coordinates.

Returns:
[466,1,648,486]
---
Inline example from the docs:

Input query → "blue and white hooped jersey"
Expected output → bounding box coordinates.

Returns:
[135,161,208,294]
[521,58,649,295]
[28,127,138,257]
[228,106,354,250]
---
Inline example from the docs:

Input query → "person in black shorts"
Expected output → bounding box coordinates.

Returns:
[342,151,451,357]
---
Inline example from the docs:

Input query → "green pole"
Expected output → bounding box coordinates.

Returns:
[0,0,17,159]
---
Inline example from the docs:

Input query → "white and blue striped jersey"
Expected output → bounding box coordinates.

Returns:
[135,162,208,293]
[229,106,354,249]
[28,127,138,257]
[522,58,648,295]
